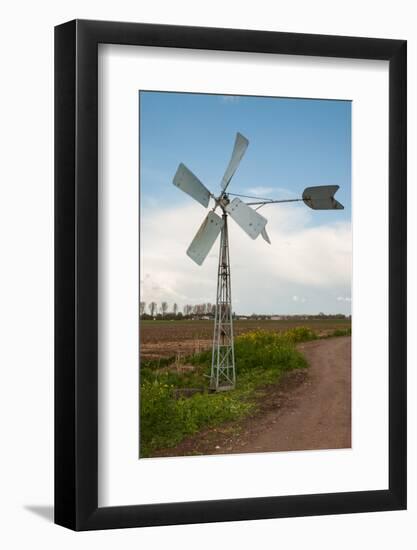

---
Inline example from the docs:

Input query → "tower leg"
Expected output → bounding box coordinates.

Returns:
[210,213,235,391]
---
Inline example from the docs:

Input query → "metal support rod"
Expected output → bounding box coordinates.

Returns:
[210,212,235,391]
[246,198,303,206]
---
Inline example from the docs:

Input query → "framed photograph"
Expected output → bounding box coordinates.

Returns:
[55,20,406,530]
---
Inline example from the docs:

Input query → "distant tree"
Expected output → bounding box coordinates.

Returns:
[139,301,146,316]
[149,302,157,317]
[184,304,193,317]
[161,301,168,317]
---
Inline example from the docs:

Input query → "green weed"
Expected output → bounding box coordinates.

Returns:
[140,329,310,457]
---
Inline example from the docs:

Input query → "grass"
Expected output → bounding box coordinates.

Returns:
[140,327,318,457]
[327,327,351,337]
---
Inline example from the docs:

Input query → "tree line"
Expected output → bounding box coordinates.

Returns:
[140,301,216,320]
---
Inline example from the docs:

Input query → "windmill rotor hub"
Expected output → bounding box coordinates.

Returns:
[218,194,230,210]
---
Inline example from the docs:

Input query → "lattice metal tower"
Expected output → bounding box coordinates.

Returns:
[211,212,235,390]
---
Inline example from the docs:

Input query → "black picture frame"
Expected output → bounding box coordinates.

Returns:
[55,19,407,531]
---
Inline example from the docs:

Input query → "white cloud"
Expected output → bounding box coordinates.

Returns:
[220,95,240,104]
[245,186,297,200]
[141,202,352,315]
[245,186,275,196]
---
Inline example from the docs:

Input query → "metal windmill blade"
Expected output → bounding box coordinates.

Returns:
[261,227,271,244]
[173,163,211,208]
[186,211,224,265]
[225,197,267,239]
[302,185,344,210]
[221,132,249,191]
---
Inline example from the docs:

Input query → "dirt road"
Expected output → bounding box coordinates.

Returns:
[154,336,351,456]
[239,336,352,453]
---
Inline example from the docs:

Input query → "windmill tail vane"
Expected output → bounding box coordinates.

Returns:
[172,132,344,391]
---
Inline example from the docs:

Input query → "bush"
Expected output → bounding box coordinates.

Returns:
[283,326,318,343]
[231,330,308,376]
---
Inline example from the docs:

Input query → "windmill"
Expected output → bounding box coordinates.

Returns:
[173,133,344,391]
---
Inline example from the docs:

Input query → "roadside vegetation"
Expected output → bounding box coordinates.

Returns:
[140,326,351,457]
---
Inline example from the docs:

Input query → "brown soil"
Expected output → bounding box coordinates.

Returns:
[152,336,351,457]
[140,319,351,359]
[141,339,212,359]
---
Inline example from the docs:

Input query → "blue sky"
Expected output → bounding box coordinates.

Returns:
[140,91,351,315]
